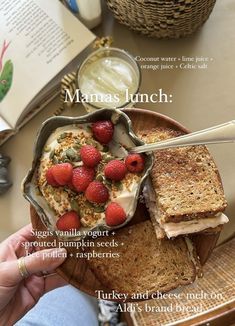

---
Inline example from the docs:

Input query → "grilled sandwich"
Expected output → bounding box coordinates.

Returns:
[139,127,228,239]
[86,220,201,296]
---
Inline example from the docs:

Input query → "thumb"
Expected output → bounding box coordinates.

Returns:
[0,248,67,286]
[25,248,67,275]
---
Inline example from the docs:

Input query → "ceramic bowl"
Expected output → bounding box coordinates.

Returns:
[22,108,153,240]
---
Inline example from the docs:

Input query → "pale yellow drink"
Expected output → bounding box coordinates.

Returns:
[77,48,140,111]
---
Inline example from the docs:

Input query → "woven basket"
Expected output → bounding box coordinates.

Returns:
[106,0,216,38]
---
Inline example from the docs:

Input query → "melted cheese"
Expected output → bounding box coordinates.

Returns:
[143,179,229,238]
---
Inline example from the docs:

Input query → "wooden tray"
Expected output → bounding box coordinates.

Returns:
[30,108,220,300]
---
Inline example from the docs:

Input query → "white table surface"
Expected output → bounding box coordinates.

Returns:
[0,0,235,243]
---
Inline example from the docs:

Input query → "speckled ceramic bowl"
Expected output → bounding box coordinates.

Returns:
[22,108,153,240]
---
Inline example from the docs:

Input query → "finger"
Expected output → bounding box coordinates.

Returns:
[0,248,67,286]
[25,248,67,275]
[3,224,34,245]
[44,274,68,293]
[24,274,45,302]
[14,224,35,242]
[23,274,68,303]
[0,224,35,261]
[0,241,35,264]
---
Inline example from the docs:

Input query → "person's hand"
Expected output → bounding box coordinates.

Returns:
[0,224,67,326]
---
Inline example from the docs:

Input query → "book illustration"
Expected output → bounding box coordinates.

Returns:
[0,40,13,102]
[0,0,95,143]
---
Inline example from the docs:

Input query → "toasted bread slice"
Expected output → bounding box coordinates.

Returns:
[86,221,200,297]
[143,177,228,239]
[138,127,228,238]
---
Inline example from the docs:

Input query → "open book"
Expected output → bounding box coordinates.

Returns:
[0,0,95,145]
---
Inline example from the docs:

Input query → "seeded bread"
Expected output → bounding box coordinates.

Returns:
[86,221,200,297]
[139,127,227,224]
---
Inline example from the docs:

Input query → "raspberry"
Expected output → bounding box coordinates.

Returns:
[125,154,145,173]
[104,160,127,181]
[56,211,81,231]
[72,166,95,192]
[80,145,101,168]
[50,163,73,186]
[92,120,114,144]
[85,181,109,204]
[105,202,127,226]
[46,167,59,186]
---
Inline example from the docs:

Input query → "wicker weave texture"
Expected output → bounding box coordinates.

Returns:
[106,0,216,38]
[130,237,235,326]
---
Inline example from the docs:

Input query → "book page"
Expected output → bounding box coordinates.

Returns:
[0,116,10,131]
[0,0,95,128]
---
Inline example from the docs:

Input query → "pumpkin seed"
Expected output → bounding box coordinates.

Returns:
[104,179,112,189]
[44,145,51,152]
[73,154,81,162]
[54,194,61,202]
[52,156,58,164]
[94,206,105,213]
[106,184,112,191]
[65,148,76,160]
[73,144,81,150]
[61,152,67,159]
[103,155,114,163]
[86,139,96,146]
[49,149,55,160]
[85,201,94,209]
[95,142,104,151]
[105,178,112,185]
[60,132,67,139]
[96,174,103,182]
[86,125,92,131]
[114,181,123,191]
[57,133,67,143]
[70,199,80,214]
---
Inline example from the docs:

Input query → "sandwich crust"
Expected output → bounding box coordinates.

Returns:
[139,127,227,223]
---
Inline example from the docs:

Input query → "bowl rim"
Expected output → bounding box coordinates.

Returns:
[22,108,154,239]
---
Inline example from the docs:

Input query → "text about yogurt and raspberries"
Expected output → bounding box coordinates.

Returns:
[136,55,213,71]
[20,229,123,260]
